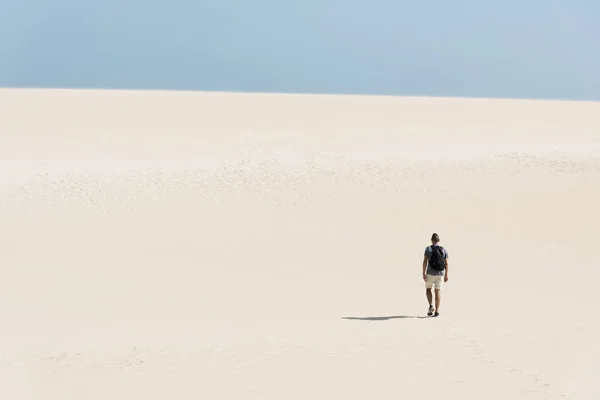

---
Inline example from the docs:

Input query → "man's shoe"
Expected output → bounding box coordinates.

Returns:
[434,312,439,317]
[427,305,434,316]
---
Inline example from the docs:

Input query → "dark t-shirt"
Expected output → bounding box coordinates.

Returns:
[424,244,448,276]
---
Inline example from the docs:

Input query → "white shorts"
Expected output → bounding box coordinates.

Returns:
[425,274,444,290]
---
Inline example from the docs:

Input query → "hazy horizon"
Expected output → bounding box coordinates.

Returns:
[1,1,599,101]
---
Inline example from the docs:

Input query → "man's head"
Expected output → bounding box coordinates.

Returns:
[431,233,440,244]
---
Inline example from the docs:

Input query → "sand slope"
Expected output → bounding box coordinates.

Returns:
[1,88,599,399]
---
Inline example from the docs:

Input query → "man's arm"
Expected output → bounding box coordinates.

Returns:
[422,255,428,280]
[444,257,449,281]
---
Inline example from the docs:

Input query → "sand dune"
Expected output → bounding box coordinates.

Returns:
[1,88,599,399]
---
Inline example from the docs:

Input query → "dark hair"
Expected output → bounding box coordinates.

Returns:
[431,233,440,242]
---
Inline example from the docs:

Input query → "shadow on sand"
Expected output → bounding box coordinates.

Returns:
[342,315,430,321]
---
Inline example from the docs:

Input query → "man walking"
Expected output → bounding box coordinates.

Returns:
[422,233,449,317]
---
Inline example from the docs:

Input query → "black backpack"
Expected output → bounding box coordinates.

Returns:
[428,245,445,271]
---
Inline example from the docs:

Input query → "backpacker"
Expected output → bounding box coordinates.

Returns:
[428,245,445,271]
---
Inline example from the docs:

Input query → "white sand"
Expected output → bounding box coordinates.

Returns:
[1,88,599,399]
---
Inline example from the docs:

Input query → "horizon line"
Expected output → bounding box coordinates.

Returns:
[1,85,598,104]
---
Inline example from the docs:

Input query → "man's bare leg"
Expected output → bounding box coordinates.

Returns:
[434,289,441,314]
[426,288,434,315]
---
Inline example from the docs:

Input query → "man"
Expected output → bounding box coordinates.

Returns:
[422,233,448,317]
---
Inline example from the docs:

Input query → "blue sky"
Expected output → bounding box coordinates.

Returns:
[1,0,599,100]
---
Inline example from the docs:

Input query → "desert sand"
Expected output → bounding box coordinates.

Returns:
[0,88,599,399]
